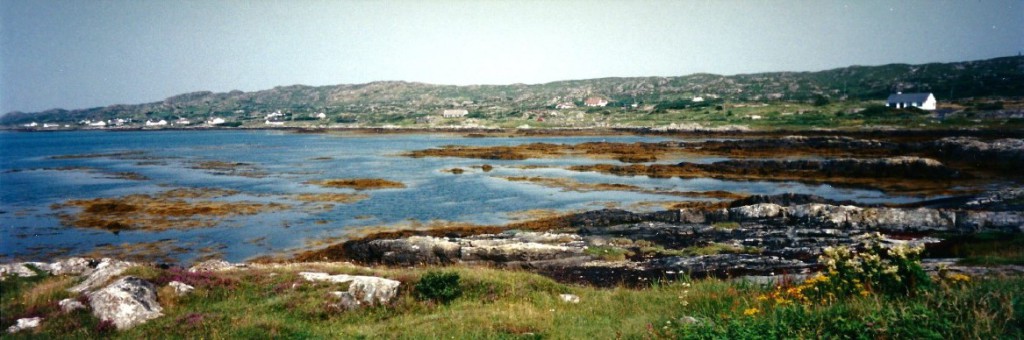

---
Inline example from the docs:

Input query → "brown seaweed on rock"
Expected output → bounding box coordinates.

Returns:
[304,178,406,190]
[52,189,289,232]
[568,157,978,196]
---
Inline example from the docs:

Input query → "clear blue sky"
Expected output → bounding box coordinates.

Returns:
[1,0,1021,113]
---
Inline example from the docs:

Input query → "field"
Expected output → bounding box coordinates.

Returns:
[3,260,1021,339]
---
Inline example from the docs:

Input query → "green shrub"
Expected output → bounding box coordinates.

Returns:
[416,271,462,303]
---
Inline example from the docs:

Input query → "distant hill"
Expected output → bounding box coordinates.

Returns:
[2,56,1022,126]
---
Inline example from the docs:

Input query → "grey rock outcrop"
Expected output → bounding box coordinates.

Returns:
[70,258,135,293]
[87,276,163,330]
[299,272,400,306]
[460,233,583,263]
[48,257,92,276]
[0,263,41,280]
[345,236,462,266]
[343,232,586,266]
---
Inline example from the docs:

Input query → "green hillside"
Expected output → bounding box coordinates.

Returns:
[2,56,1021,127]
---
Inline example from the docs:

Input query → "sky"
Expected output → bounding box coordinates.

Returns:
[1,0,1021,114]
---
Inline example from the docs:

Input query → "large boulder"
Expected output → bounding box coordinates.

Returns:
[299,272,400,306]
[70,258,135,293]
[87,276,163,330]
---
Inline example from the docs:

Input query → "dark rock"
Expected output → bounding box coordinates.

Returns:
[729,193,856,208]
[343,236,461,266]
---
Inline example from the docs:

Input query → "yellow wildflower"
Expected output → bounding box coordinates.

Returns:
[743,308,760,316]
[946,273,971,283]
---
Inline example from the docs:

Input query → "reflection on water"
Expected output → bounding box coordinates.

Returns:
[0,130,931,262]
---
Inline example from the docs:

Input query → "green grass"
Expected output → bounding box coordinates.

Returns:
[2,265,1022,338]
[584,246,634,261]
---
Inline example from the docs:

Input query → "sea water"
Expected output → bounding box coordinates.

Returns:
[0,130,923,262]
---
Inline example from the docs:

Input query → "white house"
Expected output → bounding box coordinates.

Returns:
[43,123,59,128]
[207,117,226,125]
[174,118,191,125]
[145,119,168,126]
[88,121,106,127]
[315,112,327,119]
[584,97,608,107]
[23,122,38,127]
[692,96,705,103]
[442,109,469,118]
[265,120,285,126]
[886,92,936,111]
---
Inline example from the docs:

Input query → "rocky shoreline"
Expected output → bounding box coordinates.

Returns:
[2,189,1021,332]
[297,189,1024,287]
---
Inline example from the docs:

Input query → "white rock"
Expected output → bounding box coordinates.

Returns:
[788,204,863,227]
[6,317,42,333]
[70,258,135,293]
[299,272,400,306]
[87,276,163,330]
[729,203,784,220]
[559,294,580,304]
[59,298,86,313]
[168,281,195,296]
[48,257,91,276]
[0,263,38,280]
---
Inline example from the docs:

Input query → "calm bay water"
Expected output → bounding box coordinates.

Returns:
[0,130,919,263]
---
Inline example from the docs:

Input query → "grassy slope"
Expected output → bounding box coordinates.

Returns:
[3,264,1022,339]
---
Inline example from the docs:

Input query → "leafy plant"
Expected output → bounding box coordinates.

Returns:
[416,271,462,304]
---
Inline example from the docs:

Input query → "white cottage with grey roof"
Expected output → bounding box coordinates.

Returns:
[886,92,936,111]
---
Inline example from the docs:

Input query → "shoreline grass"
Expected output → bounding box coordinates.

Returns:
[2,262,1021,339]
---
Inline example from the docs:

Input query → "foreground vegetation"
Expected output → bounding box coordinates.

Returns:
[3,240,1022,339]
